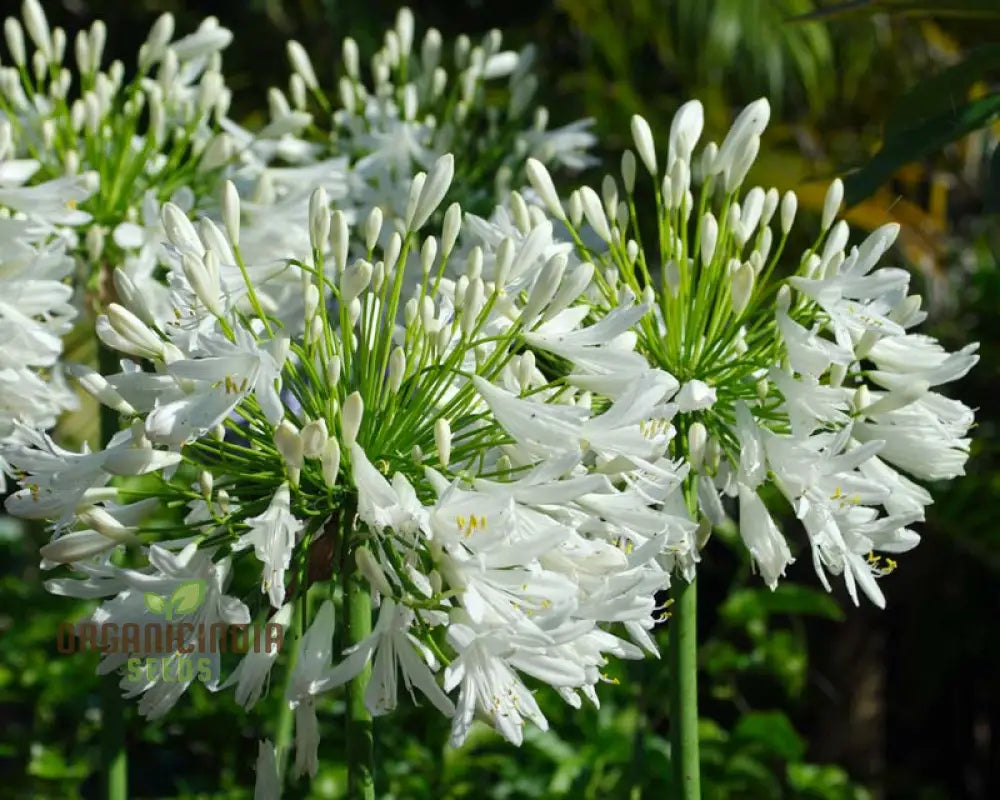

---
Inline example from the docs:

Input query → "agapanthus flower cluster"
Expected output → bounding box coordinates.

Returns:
[0,116,95,488]
[225,6,595,262]
[4,156,695,784]
[523,98,978,606]
[0,2,235,320]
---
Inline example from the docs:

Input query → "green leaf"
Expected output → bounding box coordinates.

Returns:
[143,592,166,615]
[886,45,1000,137]
[732,711,807,762]
[845,93,1000,204]
[166,580,206,620]
[792,0,1000,21]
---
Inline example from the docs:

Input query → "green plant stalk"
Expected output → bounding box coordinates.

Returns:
[344,514,375,800]
[669,575,700,800]
[97,332,127,800]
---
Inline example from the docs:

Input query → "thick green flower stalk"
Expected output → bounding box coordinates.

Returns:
[4,154,694,797]
[525,97,978,798]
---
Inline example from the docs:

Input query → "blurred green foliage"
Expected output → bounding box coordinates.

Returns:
[2,1,999,798]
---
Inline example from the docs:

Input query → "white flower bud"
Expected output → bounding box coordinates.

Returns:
[289,72,307,109]
[780,191,797,235]
[435,418,452,468]
[308,186,330,251]
[300,418,329,459]
[340,259,372,304]
[274,420,304,481]
[441,202,462,257]
[461,278,484,335]
[219,186,239,252]
[822,178,843,231]
[326,355,341,387]
[182,252,223,315]
[829,362,847,388]
[521,252,567,325]
[664,260,681,297]
[5,18,26,66]
[567,190,584,228]
[630,114,657,176]
[668,99,704,165]
[621,149,637,194]
[199,470,213,499]
[411,153,454,231]
[730,262,755,317]
[700,213,718,266]
[517,351,536,390]
[321,437,341,487]
[762,188,780,227]
[388,347,406,393]
[23,0,52,61]
[687,422,708,472]
[525,158,565,219]
[287,40,318,90]
[85,225,104,263]
[404,171,426,231]
[161,202,203,255]
[341,392,363,448]
[342,36,359,78]
[543,261,594,322]
[421,236,438,275]
[716,98,769,178]
[107,304,164,359]
[364,207,383,252]
[331,211,348,274]
[383,232,402,274]
[579,186,611,242]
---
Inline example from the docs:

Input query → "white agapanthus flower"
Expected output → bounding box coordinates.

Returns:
[0,2,238,322]
[228,6,596,242]
[3,157,688,800]
[0,117,96,488]
[525,97,978,607]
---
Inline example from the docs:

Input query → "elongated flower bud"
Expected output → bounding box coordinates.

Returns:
[435,418,452,468]
[321,437,341,487]
[388,347,406,393]
[309,187,330,250]
[340,260,372,304]
[525,158,565,220]
[821,178,843,232]
[274,420,304,483]
[287,40,318,89]
[630,114,657,176]
[688,422,708,472]
[341,392,363,448]
[730,262,755,316]
[411,153,454,231]
[300,418,329,459]
[780,191,797,235]
[106,304,164,359]
[580,186,611,242]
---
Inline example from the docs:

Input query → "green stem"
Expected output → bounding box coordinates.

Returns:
[343,510,375,799]
[97,334,127,800]
[669,575,700,800]
[275,601,303,784]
